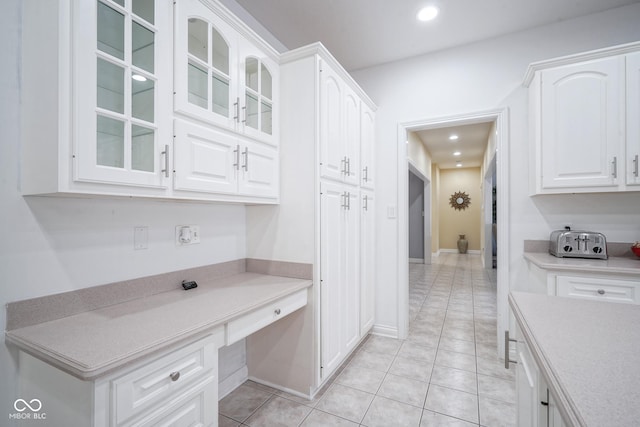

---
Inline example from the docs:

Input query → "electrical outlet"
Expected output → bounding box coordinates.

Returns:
[175,225,201,246]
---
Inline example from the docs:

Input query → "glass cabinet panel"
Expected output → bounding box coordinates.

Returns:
[186,18,230,119]
[132,76,154,122]
[261,101,272,135]
[132,0,154,24]
[97,2,125,60]
[261,64,272,100]
[188,18,208,63]
[94,0,158,176]
[131,125,155,172]
[97,115,125,168]
[188,62,208,108]
[245,57,259,92]
[132,21,154,73]
[97,58,125,113]
[245,93,258,130]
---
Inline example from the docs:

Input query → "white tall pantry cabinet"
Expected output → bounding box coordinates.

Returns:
[246,43,377,394]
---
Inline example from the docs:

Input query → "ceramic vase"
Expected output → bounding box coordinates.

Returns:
[457,234,468,254]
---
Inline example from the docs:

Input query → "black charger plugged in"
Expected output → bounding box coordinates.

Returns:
[182,280,198,290]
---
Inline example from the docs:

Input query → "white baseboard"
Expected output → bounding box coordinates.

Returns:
[409,258,424,264]
[439,248,482,254]
[218,366,248,400]
[371,324,398,338]
[248,376,313,401]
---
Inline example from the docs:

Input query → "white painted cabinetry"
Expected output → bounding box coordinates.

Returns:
[245,43,377,391]
[22,0,173,198]
[18,331,223,427]
[21,0,279,203]
[525,42,640,194]
[627,51,640,186]
[514,323,567,427]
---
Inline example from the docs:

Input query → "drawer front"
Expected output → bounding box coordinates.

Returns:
[226,289,308,345]
[556,276,639,304]
[113,334,218,425]
[129,376,217,427]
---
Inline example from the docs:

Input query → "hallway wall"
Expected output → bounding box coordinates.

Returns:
[439,168,482,251]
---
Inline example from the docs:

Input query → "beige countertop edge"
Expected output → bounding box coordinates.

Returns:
[508,292,584,427]
[523,252,640,275]
[5,277,312,381]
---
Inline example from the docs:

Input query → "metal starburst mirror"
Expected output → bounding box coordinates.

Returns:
[449,191,471,211]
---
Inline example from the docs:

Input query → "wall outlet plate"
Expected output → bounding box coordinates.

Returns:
[175,225,200,246]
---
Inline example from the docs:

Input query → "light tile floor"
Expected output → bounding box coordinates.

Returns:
[219,253,516,426]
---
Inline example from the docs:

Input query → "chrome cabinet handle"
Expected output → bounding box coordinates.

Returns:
[597,289,605,295]
[346,157,351,176]
[161,145,169,178]
[612,157,618,178]
[346,192,351,210]
[169,371,180,382]
[242,105,247,124]
[274,308,281,315]
[233,145,240,170]
[634,154,639,178]
[233,97,240,123]
[341,157,347,175]
[363,166,368,182]
[363,195,368,211]
[242,147,249,171]
[504,330,518,369]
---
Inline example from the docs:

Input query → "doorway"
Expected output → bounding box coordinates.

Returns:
[408,166,432,265]
[396,109,510,357]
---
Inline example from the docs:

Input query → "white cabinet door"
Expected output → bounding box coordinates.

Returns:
[627,52,640,186]
[540,57,623,190]
[237,142,279,199]
[360,104,376,190]
[320,63,345,182]
[174,0,278,147]
[515,324,540,427]
[343,88,360,187]
[320,182,345,379]
[343,190,360,353]
[173,120,238,195]
[238,36,279,146]
[75,0,172,188]
[360,190,375,335]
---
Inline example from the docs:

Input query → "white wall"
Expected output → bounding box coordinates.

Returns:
[351,3,640,334]
[0,1,247,421]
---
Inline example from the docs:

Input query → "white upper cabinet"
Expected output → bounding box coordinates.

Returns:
[360,104,376,189]
[539,57,622,190]
[526,42,640,194]
[627,51,640,186]
[22,0,173,197]
[174,0,278,146]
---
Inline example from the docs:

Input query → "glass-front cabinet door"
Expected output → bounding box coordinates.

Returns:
[75,0,172,188]
[174,0,278,146]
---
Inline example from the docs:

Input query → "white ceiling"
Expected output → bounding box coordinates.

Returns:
[235,0,640,71]
[414,122,494,170]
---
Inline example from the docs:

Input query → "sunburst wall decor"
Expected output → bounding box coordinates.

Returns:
[449,191,471,211]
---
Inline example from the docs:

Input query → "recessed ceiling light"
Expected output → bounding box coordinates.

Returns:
[453,151,461,156]
[456,162,462,167]
[417,6,439,22]
[449,134,458,141]
[132,74,147,82]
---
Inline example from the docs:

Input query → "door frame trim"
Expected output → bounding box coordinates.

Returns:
[396,108,510,353]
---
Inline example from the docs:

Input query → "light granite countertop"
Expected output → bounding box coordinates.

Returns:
[509,291,640,427]
[524,252,640,276]
[5,273,312,380]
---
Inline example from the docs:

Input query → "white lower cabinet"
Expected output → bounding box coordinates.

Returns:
[17,331,223,427]
[556,275,638,304]
[515,323,566,427]
[359,190,375,334]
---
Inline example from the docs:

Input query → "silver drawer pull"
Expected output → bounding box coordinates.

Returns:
[597,289,605,295]
[169,371,180,382]
[274,308,281,315]
[504,330,518,369]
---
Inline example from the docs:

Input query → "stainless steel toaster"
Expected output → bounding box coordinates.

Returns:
[549,229,608,259]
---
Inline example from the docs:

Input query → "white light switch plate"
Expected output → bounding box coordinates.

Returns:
[134,226,148,250]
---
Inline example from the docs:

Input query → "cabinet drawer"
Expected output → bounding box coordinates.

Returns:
[556,276,639,304]
[128,376,217,427]
[226,289,308,345]
[112,334,218,425]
